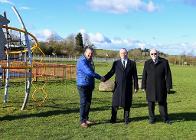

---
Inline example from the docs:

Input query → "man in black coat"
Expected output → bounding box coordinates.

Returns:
[142,48,172,124]
[104,48,138,124]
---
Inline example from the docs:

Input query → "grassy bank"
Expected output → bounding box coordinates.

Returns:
[0,63,195,139]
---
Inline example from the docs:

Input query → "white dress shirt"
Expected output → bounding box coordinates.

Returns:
[121,59,127,68]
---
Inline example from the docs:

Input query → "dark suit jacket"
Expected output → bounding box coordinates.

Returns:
[142,57,172,102]
[104,59,138,108]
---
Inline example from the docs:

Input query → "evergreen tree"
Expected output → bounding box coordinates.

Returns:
[75,32,84,54]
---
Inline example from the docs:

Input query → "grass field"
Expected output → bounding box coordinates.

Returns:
[0,62,196,139]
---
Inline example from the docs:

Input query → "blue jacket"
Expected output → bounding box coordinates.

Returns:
[76,55,101,88]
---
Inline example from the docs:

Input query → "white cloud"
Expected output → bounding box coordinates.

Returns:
[0,0,13,5]
[80,30,142,50]
[145,42,196,56]
[34,28,196,56]
[79,29,86,34]
[34,29,63,41]
[79,29,111,44]
[87,0,158,14]
[137,42,146,49]
[78,29,196,56]
[89,32,109,43]
[42,29,53,38]
[146,1,157,12]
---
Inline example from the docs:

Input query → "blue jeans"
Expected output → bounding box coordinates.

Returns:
[77,86,93,123]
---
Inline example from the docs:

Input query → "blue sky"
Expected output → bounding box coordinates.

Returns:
[1,0,196,55]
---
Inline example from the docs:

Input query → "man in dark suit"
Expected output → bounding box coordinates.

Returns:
[142,48,172,124]
[104,48,138,124]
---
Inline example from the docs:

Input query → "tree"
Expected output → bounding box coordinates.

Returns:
[75,32,84,55]
[64,34,75,56]
[128,48,142,60]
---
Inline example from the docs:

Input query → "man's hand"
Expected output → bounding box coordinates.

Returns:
[142,89,146,93]
[134,89,138,93]
[100,76,105,82]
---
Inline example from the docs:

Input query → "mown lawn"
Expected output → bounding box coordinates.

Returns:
[0,62,196,140]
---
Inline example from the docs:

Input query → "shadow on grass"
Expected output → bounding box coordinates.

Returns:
[131,112,196,122]
[132,102,147,108]
[169,112,196,121]
[94,116,150,125]
[1,103,195,124]
[93,112,196,125]
[0,105,110,121]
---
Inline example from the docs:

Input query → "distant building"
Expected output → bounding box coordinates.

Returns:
[0,14,10,60]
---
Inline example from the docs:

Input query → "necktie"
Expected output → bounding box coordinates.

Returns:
[123,60,126,68]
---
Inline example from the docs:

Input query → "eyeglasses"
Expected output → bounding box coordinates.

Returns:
[151,53,157,56]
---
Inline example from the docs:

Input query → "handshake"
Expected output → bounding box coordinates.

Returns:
[100,76,106,82]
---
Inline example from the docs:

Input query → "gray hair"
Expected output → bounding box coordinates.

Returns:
[120,48,128,53]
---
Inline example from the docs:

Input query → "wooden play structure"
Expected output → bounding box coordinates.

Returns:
[0,6,76,109]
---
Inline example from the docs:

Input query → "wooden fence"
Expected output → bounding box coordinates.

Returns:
[0,61,76,82]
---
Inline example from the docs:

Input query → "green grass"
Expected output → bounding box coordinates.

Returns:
[0,63,196,139]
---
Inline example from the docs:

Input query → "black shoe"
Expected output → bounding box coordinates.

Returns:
[110,119,116,124]
[149,119,156,124]
[124,118,129,125]
[110,115,116,123]
[124,111,130,125]
[164,120,172,125]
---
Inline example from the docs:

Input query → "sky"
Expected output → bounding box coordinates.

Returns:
[1,0,196,56]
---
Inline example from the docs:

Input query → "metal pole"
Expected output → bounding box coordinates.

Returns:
[12,6,33,110]
[4,50,9,103]
[3,12,10,103]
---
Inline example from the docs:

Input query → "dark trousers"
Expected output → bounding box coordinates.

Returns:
[77,86,93,123]
[111,106,130,120]
[148,101,169,121]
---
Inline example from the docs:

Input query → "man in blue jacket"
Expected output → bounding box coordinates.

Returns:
[77,47,104,128]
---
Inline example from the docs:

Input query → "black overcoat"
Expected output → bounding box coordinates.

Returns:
[104,59,138,108]
[141,57,172,102]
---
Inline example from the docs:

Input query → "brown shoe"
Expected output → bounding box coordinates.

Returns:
[86,120,95,125]
[80,123,88,128]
